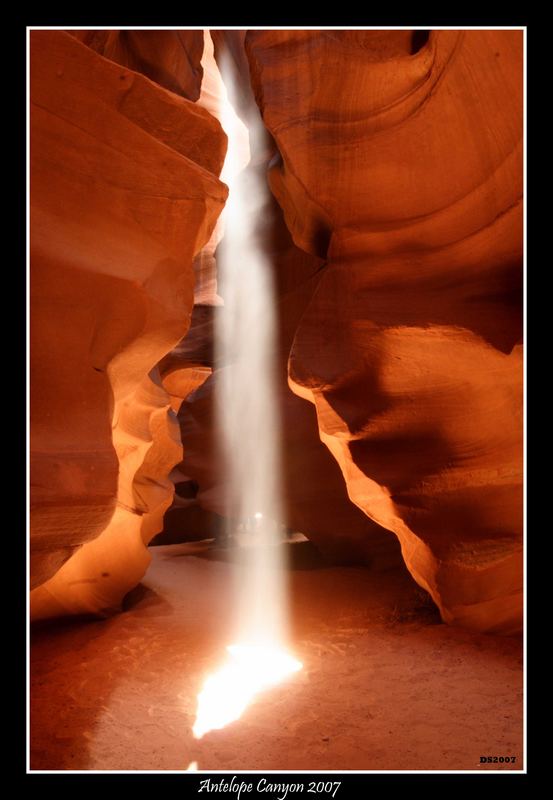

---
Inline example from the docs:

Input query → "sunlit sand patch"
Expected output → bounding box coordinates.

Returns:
[193,644,302,739]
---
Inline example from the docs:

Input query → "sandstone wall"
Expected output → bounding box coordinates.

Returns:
[244,29,523,633]
[30,31,227,618]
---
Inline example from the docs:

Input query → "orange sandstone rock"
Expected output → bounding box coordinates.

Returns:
[245,29,523,633]
[30,31,227,618]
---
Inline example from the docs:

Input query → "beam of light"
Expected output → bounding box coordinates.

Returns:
[189,32,302,741]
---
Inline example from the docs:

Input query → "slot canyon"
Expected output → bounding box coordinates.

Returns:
[29,27,524,773]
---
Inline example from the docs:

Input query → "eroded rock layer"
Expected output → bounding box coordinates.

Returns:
[30,31,227,618]
[244,29,523,633]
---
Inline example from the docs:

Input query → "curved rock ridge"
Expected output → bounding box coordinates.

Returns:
[30,31,227,619]
[245,29,523,633]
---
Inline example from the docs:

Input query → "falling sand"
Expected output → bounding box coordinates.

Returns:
[30,540,523,771]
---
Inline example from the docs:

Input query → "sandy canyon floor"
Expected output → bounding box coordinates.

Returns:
[30,540,523,771]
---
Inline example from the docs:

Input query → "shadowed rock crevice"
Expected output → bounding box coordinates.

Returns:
[411,30,431,55]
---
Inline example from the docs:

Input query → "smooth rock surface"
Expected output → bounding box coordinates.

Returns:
[244,29,523,633]
[30,31,227,618]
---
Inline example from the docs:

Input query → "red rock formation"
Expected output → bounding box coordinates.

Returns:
[30,30,227,618]
[245,29,523,633]
[70,30,205,101]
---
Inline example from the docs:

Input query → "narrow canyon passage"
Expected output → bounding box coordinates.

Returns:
[31,541,522,771]
[29,27,524,774]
